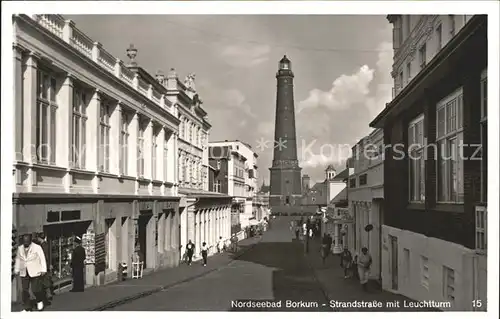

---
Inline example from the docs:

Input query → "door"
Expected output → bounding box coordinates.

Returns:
[378,203,384,281]
[390,235,398,290]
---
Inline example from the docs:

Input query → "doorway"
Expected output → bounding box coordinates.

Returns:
[389,235,398,290]
[138,212,152,268]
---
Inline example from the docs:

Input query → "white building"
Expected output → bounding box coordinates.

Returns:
[12,14,181,300]
[347,128,384,281]
[209,140,258,229]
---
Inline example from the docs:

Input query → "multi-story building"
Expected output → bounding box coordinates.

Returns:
[167,71,232,261]
[347,128,384,281]
[208,140,258,231]
[11,14,181,300]
[370,15,487,310]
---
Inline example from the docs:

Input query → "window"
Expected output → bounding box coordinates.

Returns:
[359,174,367,186]
[349,178,356,188]
[442,266,455,302]
[214,180,221,193]
[393,16,403,49]
[179,118,184,139]
[137,118,146,177]
[406,62,411,83]
[120,111,129,175]
[152,127,158,180]
[408,114,425,202]
[480,70,487,202]
[436,88,464,203]
[404,249,410,282]
[436,24,443,50]
[36,69,58,164]
[475,206,487,251]
[191,161,195,183]
[398,71,404,89]
[72,85,88,169]
[99,102,111,172]
[419,43,427,69]
[163,130,169,182]
[421,256,429,289]
[449,15,455,37]
[404,15,411,38]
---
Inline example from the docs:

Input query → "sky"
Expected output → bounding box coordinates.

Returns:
[68,15,393,185]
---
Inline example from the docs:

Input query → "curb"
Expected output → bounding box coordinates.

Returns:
[90,237,262,311]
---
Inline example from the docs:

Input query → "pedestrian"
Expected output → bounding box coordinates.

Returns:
[70,236,86,292]
[295,226,300,240]
[217,236,224,254]
[37,233,53,303]
[14,234,47,312]
[340,248,353,278]
[308,228,313,239]
[326,233,333,253]
[320,234,330,265]
[230,233,238,252]
[186,240,195,265]
[201,242,209,266]
[357,247,372,291]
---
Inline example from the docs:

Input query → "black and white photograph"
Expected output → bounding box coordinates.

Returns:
[1,0,498,316]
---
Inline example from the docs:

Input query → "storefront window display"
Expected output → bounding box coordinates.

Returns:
[44,222,90,288]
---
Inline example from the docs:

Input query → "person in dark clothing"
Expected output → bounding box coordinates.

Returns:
[340,248,353,278]
[320,234,330,264]
[186,240,195,265]
[70,236,86,292]
[37,233,53,302]
[201,242,209,266]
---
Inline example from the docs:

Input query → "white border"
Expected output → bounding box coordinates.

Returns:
[1,2,499,319]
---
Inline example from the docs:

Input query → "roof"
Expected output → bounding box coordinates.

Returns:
[280,55,291,63]
[325,164,336,171]
[259,184,270,193]
[332,168,350,181]
[330,188,347,204]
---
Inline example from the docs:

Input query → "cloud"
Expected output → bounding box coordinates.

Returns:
[297,65,375,114]
[296,41,393,175]
[221,89,256,117]
[216,44,270,68]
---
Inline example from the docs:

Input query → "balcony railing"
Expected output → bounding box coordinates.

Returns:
[30,14,173,115]
[475,205,487,254]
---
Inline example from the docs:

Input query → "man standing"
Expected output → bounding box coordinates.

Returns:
[14,234,47,312]
[70,236,86,292]
[37,233,53,303]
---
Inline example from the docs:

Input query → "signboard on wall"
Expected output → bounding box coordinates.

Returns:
[82,231,95,264]
[94,233,106,275]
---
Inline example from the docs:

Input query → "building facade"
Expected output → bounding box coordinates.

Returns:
[269,56,302,214]
[12,14,181,301]
[347,128,384,281]
[370,15,487,311]
[168,72,232,261]
[209,140,259,231]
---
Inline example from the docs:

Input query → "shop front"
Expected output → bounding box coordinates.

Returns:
[12,199,95,294]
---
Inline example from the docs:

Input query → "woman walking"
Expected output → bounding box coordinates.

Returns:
[201,242,209,266]
[340,248,353,278]
[357,247,372,291]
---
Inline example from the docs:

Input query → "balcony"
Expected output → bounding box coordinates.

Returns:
[30,14,173,115]
[475,205,487,254]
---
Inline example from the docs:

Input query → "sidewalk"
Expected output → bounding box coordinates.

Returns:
[12,235,262,312]
[305,238,438,312]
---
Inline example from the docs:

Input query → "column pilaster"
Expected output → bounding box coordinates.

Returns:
[87,89,100,173]
[109,102,121,175]
[128,112,139,178]
[22,52,38,164]
[13,45,24,162]
[144,120,153,179]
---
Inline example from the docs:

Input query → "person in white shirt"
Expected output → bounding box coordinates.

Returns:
[14,234,47,312]
[217,236,225,253]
